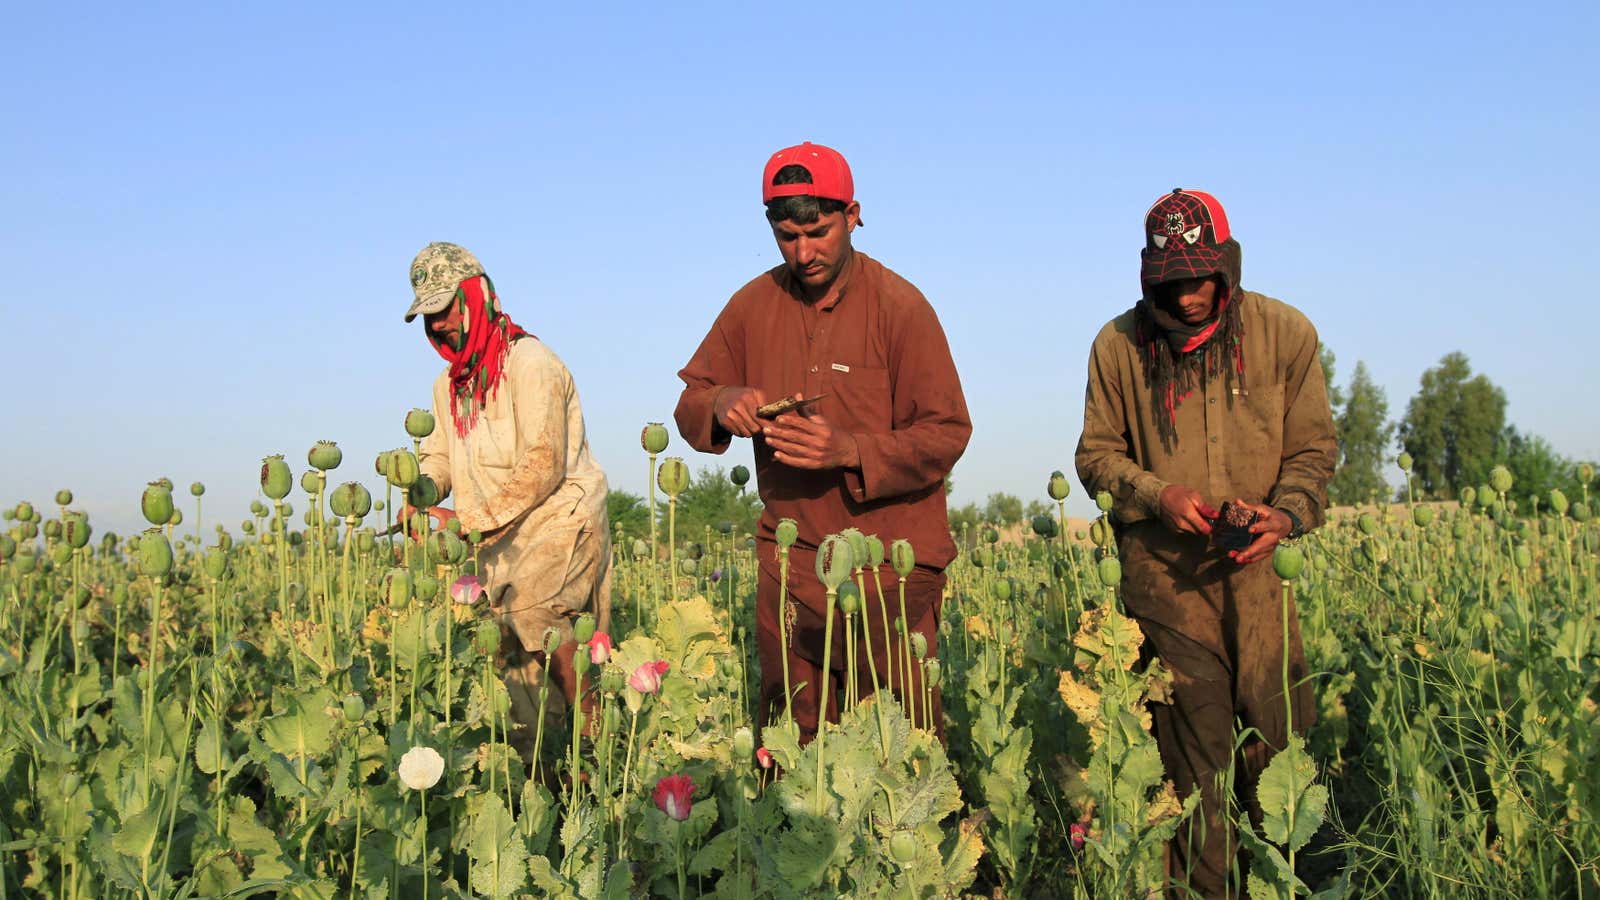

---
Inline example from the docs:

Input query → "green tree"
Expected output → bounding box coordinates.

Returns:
[606,490,651,542]
[665,465,762,544]
[1320,343,1345,411]
[982,492,1024,526]
[1023,499,1052,521]
[948,501,982,547]
[1396,352,1507,498]
[1328,361,1394,506]
[1496,427,1585,510]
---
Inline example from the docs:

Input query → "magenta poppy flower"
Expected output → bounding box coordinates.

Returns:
[1070,822,1087,850]
[629,660,670,694]
[587,631,612,664]
[449,574,485,605]
[653,773,695,822]
[755,747,774,769]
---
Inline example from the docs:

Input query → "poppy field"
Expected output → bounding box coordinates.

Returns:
[0,420,1596,898]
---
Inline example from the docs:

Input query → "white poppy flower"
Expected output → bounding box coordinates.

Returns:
[397,745,445,791]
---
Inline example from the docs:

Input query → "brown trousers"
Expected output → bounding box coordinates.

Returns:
[754,558,946,746]
[1119,523,1315,899]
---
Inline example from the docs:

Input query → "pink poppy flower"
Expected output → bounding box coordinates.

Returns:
[1070,822,1087,850]
[587,631,612,665]
[449,574,485,605]
[653,773,695,822]
[755,747,774,770]
[629,660,670,694]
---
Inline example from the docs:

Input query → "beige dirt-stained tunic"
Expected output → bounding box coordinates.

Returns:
[419,338,611,654]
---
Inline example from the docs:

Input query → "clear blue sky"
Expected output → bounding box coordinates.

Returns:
[3,2,1595,537]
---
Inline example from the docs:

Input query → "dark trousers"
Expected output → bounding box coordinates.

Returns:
[1120,523,1315,898]
[754,561,946,745]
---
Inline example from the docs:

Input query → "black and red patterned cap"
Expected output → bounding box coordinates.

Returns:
[1139,188,1234,286]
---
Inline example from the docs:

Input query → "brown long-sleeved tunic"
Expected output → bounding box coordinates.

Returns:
[675,252,971,572]
[1075,290,1337,530]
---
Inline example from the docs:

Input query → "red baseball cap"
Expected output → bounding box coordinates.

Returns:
[762,141,855,204]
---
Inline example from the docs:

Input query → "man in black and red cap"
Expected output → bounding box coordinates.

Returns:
[1075,190,1337,894]
[675,142,971,744]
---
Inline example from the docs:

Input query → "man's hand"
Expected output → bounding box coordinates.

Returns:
[763,408,860,471]
[1158,484,1217,537]
[1227,500,1292,565]
[395,504,457,539]
[713,386,768,438]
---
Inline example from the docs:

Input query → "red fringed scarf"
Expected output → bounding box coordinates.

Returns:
[428,275,532,437]
[1136,289,1246,432]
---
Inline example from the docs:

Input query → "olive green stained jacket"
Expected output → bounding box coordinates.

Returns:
[1075,290,1338,530]
[419,338,611,652]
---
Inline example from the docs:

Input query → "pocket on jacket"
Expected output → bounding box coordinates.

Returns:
[471,420,518,469]
[827,366,893,433]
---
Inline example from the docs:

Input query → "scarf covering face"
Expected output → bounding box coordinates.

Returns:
[428,275,532,436]
[1133,237,1246,441]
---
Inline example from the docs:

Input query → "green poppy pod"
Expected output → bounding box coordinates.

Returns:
[1095,491,1115,513]
[13,551,36,574]
[19,521,37,540]
[981,527,999,545]
[1514,544,1532,570]
[260,455,293,500]
[1476,485,1493,509]
[64,514,90,550]
[190,482,205,497]
[50,543,71,566]
[865,534,885,567]
[13,501,33,521]
[599,667,624,694]
[630,539,648,559]
[384,568,413,605]
[54,489,73,506]
[542,626,563,656]
[1047,470,1071,501]
[924,657,942,686]
[241,520,255,535]
[574,613,596,644]
[658,457,689,497]
[890,831,918,864]
[995,558,1008,573]
[204,548,229,580]
[1458,485,1476,508]
[1413,505,1435,528]
[993,578,1013,602]
[1357,513,1378,535]
[405,408,436,439]
[1097,556,1122,587]
[43,520,62,541]
[473,619,500,656]
[137,529,173,578]
[1089,518,1111,547]
[1550,489,1569,516]
[641,422,669,454]
[910,631,928,659]
[429,528,466,565]
[890,539,915,577]
[1578,462,1595,484]
[373,450,394,478]
[167,508,183,527]
[1490,465,1514,495]
[1406,581,1425,605]
[415,573,440,600]
[679,557,698,576]
[357,528,376,553]
[816,533,854,590]
[141,483,174,526]
[467,529,482,544]
[386,450,420,488]
[1032,514,1057,539]
[838,581,861,614]
[407,475,440,510]
[730,465,750,487]
[968,546,986,569]
[288,531,304,547]
[299,470,320,497]
[0,534,13,561]
[1361,539,1388,565]
[1396,452,1413,473]
[1273,545,1305,580]
[307,440,342,472]
[840,528,868,567]
[776,518,800,549]
[1572,501,1592,523]
[329,482,372,519]
[686,542,705,561]
[341,693,366,722]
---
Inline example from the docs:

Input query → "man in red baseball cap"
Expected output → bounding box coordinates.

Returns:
[1076,189,1338,895]
[675,142,971,744]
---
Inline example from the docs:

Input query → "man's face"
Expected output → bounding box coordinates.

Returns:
[1153,276,1219,325]
[424,300,467,352]
[770,202,861,298]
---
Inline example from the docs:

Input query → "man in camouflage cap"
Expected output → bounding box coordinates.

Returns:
[405,241,613,756]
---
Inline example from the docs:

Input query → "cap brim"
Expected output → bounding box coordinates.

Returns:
[1140,246,1225,285]
[404,289,456,323]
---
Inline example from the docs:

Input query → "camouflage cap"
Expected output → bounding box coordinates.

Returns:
[405,242,485,322]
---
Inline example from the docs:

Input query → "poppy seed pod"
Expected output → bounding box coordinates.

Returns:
[841,528,868,567]
[993,578,1014,602]
[865,534,885,567]
[1096,556,1122,587]
[775,518,799,549]
[730,465,750,487]
[341,693,366,722]
[816,533,854,590]
[414,574,439,601]
[679,557,698,576]
[1095,491,1115,513]
[1413,505,1435,528]
[54,489,73,506]
[374,450,394,478]
[137,529,173,578]
[733,726,755,760]
[1573,501,1592,523]
[64,514,90,550]
[307,440,342,472]
[925,657,943,686]
[1357,513,1378,536]
[574,613,596,644]
[1045,470,1071,502]
[910,631,928,659]
[14,502,33,521]
[405,408,436,439]
[890,831,918,864]
[474,619,500,655]
[141,483,174,527]
[190,482,205,497]
[1490,465,1514,495]
[1406,581,1425,604]
[573,649,592,676]
[1396,452,1413,473]
[1459,486,1476,508]
[982,527,999,545]
[386,450,420,489]
[13,551,36,574]
[204,548,229,580]
[1514,544,1532,569]
[50,543,71,566]
[1032,514,1058,539]
[891,539,915,577]
[384,568,413,605]
[0,534,13,561]
[300,470,320,497]
[357,528,376,552]
[429,528,466,565]
[1089,518,1111,547]
[260,456,293,500]
[407,475,440,510]
[1550,489,1569,516]
[329,482,373,519]
[1273,545,1305,580]
[658,457,689,497]
[838,581,861,614]
[43,520,62,541]
[641,422,669,454]
[167,508,183,528]
[542,626,563,656]
[1578,462,1595,484]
